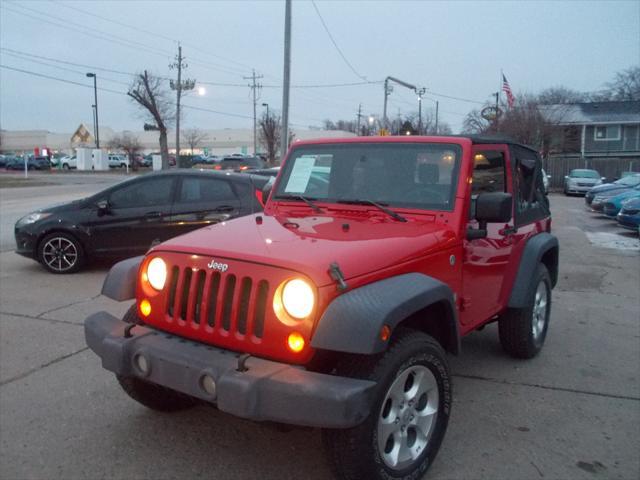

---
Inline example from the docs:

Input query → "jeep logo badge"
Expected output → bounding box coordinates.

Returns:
[207,259,229,272]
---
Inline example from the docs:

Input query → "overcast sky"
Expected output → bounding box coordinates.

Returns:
[1,0,638,135]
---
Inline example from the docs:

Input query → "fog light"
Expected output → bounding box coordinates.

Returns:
[287,332,305,353]
[200,374,217,398]
[139,299,151,317]
[134,354,150,375]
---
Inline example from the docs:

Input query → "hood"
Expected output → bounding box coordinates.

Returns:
[153,212,458,287]
[590,183,631,194]
[569,177,600,184]
[39,199,84,213]
[594,186,635,199]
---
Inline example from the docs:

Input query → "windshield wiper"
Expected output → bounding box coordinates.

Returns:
[276,194,324,213]
[336,199,407,222]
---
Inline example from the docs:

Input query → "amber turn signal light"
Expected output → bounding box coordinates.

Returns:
[287,332,305,353]
[139,299,152,317]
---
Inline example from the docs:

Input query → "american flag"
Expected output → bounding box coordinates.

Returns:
[502,74,515,108]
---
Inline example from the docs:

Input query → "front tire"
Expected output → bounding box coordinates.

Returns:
[62,163,70,170]
[37,232,85,274]
[323,328,451,480]
[499,264,551,359]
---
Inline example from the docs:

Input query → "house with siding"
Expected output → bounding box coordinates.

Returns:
[543,101,640,159]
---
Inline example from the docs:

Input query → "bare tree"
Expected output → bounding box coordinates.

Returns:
[183,129,207,155]
[537,86,587,104]
[128,70,174,169]
[258,112,281,166]
[462,105,494,135]
[602,66,640,101]
[108,132,142,170]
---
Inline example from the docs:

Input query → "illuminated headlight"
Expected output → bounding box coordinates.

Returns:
[279,278,315,320]
[146,257,167,291]
[16,212,51,226]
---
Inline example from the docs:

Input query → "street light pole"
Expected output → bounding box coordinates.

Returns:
[280,0,292,160]
[86,73,99,148]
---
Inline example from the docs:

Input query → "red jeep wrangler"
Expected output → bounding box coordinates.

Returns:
[86,136,558,480]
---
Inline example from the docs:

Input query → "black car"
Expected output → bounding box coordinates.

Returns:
[217,156,266,171]
[15,170,269,273]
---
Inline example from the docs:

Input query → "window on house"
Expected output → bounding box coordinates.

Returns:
[594,125,621,141]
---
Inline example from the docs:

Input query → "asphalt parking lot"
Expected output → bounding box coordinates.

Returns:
[0,181,638,480]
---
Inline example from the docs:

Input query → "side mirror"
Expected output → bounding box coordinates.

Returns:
[262,179,274,204]
[467,192,512,240]
[96,200,110,216]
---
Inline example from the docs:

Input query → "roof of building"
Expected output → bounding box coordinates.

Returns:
[540,101,640,125]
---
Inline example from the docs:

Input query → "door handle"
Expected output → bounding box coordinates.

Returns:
[145,211,162,218]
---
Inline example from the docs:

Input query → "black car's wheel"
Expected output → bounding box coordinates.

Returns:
[37,232,85,274]
[116,375,198,412]
[323,328,451,480]
[499,264,551,359]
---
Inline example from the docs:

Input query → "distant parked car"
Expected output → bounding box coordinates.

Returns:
[585,173,640,206]
[616,197,640,234]
[564,169,603,195]
[248,166,280,177]
[3,156,21,169]
[14,170,270,273]
[7,156,51,170]
[215,156,266,172]
[58,156,77,170]
[602,186,640,217]
[108,154,129,168]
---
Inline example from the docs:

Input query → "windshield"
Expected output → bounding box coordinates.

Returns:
[569,169,600,178]
[274,143,462,211]
[614,174,640,186]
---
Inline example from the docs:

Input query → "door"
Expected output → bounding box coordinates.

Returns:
[86,176,176,256]
[170,175,243,238]
[461,145,515,327]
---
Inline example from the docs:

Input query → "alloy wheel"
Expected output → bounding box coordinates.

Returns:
[41,236,78,272]
[532,281,548,339]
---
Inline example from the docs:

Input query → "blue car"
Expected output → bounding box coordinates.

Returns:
[617,197,640,233]
[585,173,640,207]
[603,186,640,217]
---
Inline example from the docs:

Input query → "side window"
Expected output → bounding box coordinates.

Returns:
[513,146,548,223]
[472,151,506,195]
[109,178,174,208]
[178,177,237,203]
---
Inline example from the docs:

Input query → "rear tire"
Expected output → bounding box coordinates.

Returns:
[499,264,551,359]
[322,328,451,480]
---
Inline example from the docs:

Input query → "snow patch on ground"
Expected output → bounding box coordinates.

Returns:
[585,232,640,251]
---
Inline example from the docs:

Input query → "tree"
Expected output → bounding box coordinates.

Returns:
[128,70,174,169]
[462,105,494,135]
[258,112,281,166]
[108,132,142,170]
[602,66,640,101]
[183,129,207,155]
[537,86,587,104]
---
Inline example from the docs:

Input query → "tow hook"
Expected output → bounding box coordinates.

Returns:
[124,320,144,339]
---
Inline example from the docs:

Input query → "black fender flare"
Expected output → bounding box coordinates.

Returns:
[311,273,460,355]
[101,256,143,301]
[508,232,559,308]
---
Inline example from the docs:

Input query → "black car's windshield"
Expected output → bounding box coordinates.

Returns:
[614,175,640,186]
[569,169,600,178]
[274,143,462,211]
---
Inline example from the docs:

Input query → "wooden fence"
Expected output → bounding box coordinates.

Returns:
[543,155,640,189]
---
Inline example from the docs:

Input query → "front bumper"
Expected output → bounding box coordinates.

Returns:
[617,213,640,230]
[85,312,376,428]
[566,184,595,194]
[14,227,38,258]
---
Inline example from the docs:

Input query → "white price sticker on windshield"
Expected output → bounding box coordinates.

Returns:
[285,155,316,193]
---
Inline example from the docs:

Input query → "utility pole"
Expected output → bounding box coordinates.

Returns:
[356,103,363,135]
[494,91,500,132]
[417,88,425,134]
[383,76,417,128]
[280,0,292,161]
[86,73,99,148]
[244,69,264,155]
[170,44,195,168]
[435,100,439,135]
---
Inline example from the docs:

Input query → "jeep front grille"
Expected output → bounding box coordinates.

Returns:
[165,265,269,340]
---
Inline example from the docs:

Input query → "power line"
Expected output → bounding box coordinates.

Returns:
[52,0,256,74]
[310,0,369,82]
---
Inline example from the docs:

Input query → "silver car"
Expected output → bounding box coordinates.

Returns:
[564,169,603,195]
